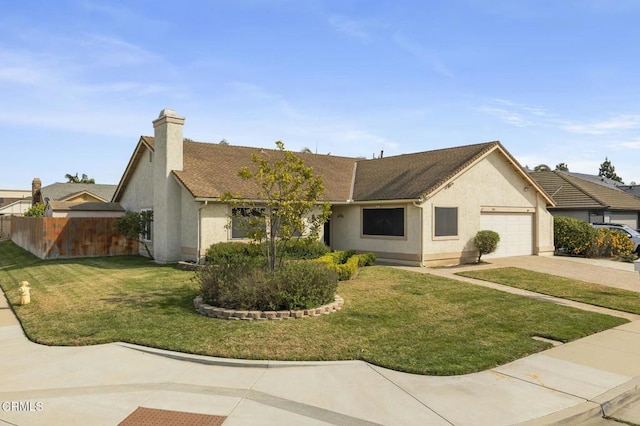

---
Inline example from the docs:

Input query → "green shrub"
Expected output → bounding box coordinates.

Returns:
[197,260,338,310]
[281,239,330,259]
[273,261,338,309]
[205,240,329,267]
[356,252,377,267]
[205,242,264,267]
[473,230,500,262]
[198,262,273,310]
[24,203,45,217]
[335,255,360,281]
[316,250,375,280]
[587,228,635,259]
[554,216,596,256]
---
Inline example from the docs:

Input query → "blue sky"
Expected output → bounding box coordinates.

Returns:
[2,0,640,190]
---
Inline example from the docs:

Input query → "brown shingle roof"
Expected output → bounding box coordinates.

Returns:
[352,141,501,201]
[171,140,357,201]
[116,137,551,205]
[530,171,640,210]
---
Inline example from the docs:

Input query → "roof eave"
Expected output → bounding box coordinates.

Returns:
[112,136,152,202]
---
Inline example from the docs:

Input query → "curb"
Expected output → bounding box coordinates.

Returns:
[116,341,364,369]
[520,376,640,425]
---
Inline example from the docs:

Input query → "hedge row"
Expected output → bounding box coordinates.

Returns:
[205,240,329,266]
[315,250,376,281]
[198,260,338,311]
[554,216,635,259]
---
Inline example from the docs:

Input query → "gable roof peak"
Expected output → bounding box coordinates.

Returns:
[351,141,510,201]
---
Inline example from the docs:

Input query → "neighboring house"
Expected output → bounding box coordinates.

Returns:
[0,199,32,216]
[529,171,640,229]
[45,201,125,218]
[0,189,32,215]
[30,178,120,218]
[32,179,117,205]
[113,109,555,266]
[618,184,640,199]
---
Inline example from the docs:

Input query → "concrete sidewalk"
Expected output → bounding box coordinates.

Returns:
[2,256,640,425]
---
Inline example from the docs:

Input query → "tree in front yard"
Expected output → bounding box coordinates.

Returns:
[116,211,154,260]
[221,141,330,271]
[473,230,500,262]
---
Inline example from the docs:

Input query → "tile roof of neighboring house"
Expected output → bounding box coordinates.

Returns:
[568,172,623,189]
[529,171,640,210]
[47,201,124,212]
[40,183,117,203]
[619,185,640,198]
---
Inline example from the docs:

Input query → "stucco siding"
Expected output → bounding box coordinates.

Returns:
[422,151,552,264]
[535,193,555,255]
[608,212,638,229]
[180,188,199,260]
[200,203,231,254]
[549,210,639,229]
[118,146,154,213]
[117,145,154,257]
[551,210,590,222]
[331,203,421,261]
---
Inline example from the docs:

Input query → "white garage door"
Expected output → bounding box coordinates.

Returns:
[479,213,533,258]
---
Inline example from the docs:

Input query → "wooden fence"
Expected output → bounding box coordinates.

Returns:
[0,216,10,239]
[11,216,138,259]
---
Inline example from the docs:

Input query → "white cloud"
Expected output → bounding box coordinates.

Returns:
[339,129,398,149]
[563,115,640,135]
[327,15,371,41]
[478,106,534,127]
[392,33,455,79]
[0,66,41,84]
[0,27,180,137]
[615,138,640,149]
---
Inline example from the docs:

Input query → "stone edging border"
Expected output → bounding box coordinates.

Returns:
[193,295,344,320]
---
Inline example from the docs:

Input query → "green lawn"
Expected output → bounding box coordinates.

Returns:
[0,241,628,375]
[457,267,640,315]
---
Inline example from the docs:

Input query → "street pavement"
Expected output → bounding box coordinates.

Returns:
[1,255,640,425]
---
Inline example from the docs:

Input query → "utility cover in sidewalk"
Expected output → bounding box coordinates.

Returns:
[118,407,226,426]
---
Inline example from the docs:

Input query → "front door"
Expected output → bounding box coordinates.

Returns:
[323,219,331,247]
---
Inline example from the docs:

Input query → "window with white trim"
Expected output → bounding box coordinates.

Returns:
[362,207,405,237]
[231,207,266,239]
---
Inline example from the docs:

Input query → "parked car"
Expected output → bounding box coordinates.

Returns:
[591,223,640,254]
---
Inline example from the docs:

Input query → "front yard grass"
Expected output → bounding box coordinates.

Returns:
[0,241,628,375]
[457,267,640,315]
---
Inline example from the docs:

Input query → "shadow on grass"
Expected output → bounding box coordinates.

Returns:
[100,286,198,312]
[0,240,183,273]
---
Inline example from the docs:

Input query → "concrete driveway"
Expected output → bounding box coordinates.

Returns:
[2,255,640,425]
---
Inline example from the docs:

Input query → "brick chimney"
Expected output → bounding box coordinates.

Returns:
[32,178,42,204]
[152,109,185,263]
